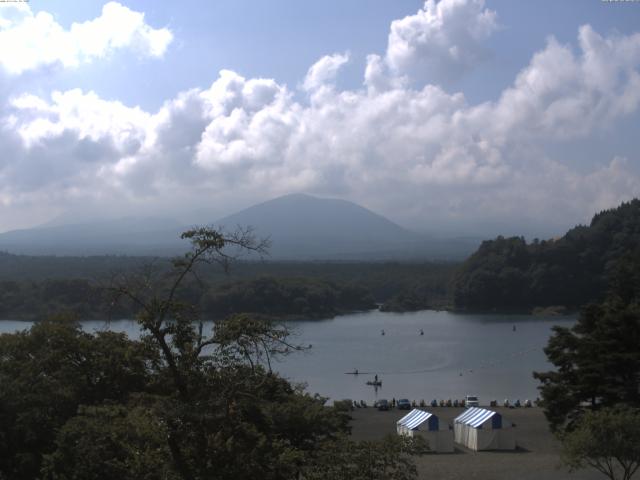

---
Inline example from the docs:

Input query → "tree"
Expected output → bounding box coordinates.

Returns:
[303,434,429,480]
[0,315,155,480]
[41,403,179,480]
[1,226,427,480]
[561,407,640,480]
[534,252,640,433]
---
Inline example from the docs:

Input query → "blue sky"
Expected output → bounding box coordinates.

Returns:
[26,0,640,108]
[1,0,640,237]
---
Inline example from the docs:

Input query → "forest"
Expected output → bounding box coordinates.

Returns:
[0,254,456,320]
[452,200,640,311]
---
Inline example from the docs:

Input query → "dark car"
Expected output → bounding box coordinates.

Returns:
[376,399,389,411]
[397,398,411,410]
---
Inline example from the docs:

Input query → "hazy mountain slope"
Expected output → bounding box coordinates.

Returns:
[0,194,478,259]
[215,194,422,259]
[0,217,186,255]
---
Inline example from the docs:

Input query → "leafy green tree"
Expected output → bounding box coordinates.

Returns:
[534,253,640,432]
[561,407,640,480]
[0,315,155,480]
[41,403,179,480]
[304,435,428,480]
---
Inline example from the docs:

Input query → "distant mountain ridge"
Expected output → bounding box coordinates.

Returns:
[0,194,479,260]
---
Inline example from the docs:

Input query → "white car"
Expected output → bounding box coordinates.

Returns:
[465,395,479,407]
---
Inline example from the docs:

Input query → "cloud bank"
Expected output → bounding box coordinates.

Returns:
[0,1,172,75]
[0,0,639,235]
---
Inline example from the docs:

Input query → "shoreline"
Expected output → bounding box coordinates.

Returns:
[0,305,579,323]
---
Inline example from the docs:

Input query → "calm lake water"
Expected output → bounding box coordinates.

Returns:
[0,310,574,405]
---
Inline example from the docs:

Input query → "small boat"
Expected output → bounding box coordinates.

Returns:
[513,325,516,332]
[381,329,385,336]
[366,380,382,386]
[419,329,424,336]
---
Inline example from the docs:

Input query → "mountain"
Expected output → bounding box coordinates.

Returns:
[215,194,414,259]
[215,194,479,260]
[0,217,186,256]
[0,194,479,259]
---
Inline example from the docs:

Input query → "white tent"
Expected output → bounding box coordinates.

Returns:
[396,409,454,453]
[453,407,516,451]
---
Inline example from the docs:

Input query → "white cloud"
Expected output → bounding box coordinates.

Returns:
[0,3,639,236]
[384,0,498,86]
[0,1,173,75]
[476,26,640,143]
[302,52,350,92]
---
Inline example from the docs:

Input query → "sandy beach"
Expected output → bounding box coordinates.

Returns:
[349,406,604,480]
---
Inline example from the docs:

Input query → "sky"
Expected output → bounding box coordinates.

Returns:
[0,0,639,238]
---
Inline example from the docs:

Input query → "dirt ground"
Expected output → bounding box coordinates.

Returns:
[349,407,605,480]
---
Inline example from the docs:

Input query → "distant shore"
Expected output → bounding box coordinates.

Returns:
[0,305,578,324]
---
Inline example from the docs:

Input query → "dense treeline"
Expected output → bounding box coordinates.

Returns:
[0,279,130,320]
[0,252,456,297]
[0,251,145,280]
[379,276,450,312]
[0,255,456,320]
[201,276,376,319]
[453,199,640,311]
[0,276,375,321]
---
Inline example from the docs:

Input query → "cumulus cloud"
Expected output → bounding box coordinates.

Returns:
[383,0,498,86]
[475,26,640,142]
[302,52,350,92]
[0,1,173,75]
[0,2,639,236]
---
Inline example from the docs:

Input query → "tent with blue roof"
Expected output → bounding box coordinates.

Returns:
[397,409,453,452]
[453,407,516,451]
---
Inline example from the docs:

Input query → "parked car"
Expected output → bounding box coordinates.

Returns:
[376,399,390,411]
[465,395,480,408]
[397,398,411,410]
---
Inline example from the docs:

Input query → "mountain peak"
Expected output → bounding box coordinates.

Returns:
[215,194,418,259]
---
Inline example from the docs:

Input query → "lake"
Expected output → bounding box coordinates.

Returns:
[0,309,574,405]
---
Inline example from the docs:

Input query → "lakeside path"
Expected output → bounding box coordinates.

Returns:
[350,407,603,480]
